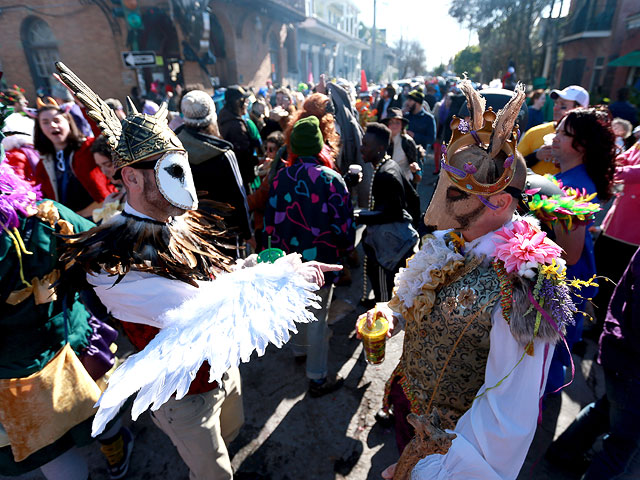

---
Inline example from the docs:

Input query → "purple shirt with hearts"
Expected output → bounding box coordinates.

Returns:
[263,158,355,275]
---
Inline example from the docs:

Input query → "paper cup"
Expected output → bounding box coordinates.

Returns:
[358,315,389,365]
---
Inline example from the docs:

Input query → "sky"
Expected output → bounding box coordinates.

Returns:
[353,0,478,70]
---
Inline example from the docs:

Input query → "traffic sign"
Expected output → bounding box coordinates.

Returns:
[121,51,157,68]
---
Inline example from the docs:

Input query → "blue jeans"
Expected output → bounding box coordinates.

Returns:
[290,285,334,381]
[549,368,640,479]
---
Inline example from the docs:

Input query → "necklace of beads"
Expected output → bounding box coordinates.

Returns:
[361,154,390,302]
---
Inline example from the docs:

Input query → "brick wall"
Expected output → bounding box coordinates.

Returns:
[0,1,131,102]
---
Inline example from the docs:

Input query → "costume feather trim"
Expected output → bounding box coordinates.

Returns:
[58,205,234,296]
[92,254,320,436]
[488,82,526,158]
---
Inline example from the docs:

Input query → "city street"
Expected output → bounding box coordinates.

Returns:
[0,159,605,480]
[0,0,637,478]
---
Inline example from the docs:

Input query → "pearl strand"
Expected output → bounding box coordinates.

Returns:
[361,155,389,302]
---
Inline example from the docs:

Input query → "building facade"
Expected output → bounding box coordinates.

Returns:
[557,0,640,100]
[295,0,369,84]
[0,0,304,102]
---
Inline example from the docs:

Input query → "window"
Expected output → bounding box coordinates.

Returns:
[559,58,586,88]
[21,17,60,92]
[305,0,314,16]
[210,14,226,59]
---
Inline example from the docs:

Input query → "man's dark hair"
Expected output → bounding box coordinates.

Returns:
[365,122,391,148]
[266,130,284,149]
[90,135,113,159]
[112,159,156,181]
[563,107,616,201]
[385,84,396,97]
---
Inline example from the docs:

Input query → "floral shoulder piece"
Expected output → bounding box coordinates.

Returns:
[527,175,600,232]
[491,219,597,353]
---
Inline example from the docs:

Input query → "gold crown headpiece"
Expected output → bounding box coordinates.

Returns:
[53,62,184,170]
[441,80,526,201]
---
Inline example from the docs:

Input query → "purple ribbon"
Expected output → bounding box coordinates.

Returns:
[477,195,499,210]
[440,158,467,178]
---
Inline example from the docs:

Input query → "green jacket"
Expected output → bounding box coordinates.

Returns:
[0,200,96,474]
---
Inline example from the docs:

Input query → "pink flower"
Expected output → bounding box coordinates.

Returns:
[493,221,562,277]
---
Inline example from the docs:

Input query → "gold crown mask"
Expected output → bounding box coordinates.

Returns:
[441,81,526,207]
[54,62,184,170]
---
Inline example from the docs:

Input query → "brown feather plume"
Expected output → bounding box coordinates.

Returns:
[54,62,122,153]
[56,205,235,298]
[459,78,486,131]
[488,83,526,158]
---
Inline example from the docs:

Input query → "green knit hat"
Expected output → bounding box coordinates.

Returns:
[290,116,324,156]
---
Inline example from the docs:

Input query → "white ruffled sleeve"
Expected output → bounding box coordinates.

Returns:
[411,303,554,480]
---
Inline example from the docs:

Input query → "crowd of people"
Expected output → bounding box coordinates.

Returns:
[1,59,640,480]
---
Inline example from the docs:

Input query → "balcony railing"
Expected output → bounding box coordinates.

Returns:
[563,0,616,37]
[264,0,305,14]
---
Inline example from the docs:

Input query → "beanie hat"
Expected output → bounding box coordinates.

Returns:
[290,116,324,157]
[408,89,425,103]
[225,85,250,104]
[181,90,217,128]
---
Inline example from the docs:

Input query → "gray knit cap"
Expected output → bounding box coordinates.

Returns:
[181,90,217,128]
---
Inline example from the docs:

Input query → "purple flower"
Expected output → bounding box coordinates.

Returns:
[504,155,514,168]
[539,278,577,329]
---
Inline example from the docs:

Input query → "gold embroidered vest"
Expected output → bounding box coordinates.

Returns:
[391,256,501,428]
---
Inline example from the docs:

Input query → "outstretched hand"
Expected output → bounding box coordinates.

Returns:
[296,261,342,288]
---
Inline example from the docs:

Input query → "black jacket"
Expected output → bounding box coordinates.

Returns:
[177,126,252,240]
[357,158,421,226]
[218,107,258,185]
[375,96,402,121]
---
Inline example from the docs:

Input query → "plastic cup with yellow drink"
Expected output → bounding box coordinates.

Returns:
[357,307,389,365]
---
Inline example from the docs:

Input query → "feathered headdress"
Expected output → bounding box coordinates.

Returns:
[0,162,42,231]
[53,62,184,170]
[441,79,526,205]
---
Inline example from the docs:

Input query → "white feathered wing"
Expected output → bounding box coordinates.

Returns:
[92,255,320,436]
